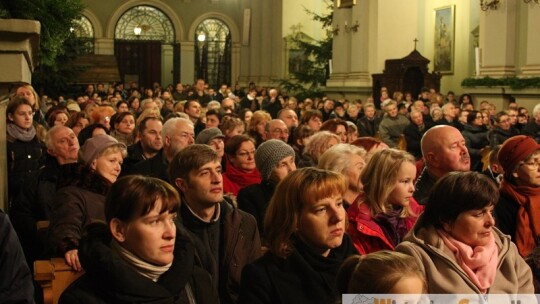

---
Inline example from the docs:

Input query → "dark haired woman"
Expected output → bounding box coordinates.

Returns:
[60,175,218,303]
[110,111,136,146]
[6,96,45,204]
[462,110,489,172]
[397,171,533,294]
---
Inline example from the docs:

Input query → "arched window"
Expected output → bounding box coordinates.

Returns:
[72,16,94,53]
[195,18,231,87]
[115,6,174,43]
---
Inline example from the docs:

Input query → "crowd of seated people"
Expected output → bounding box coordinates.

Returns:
[4,80,540,303]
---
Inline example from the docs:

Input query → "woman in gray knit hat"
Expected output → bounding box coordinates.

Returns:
[237,139,296,237]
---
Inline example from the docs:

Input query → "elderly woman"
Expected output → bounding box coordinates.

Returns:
[397,171,534,294]
[318,144,366,207]
[223,134,261,196]
[238,139,296,236]
[60,175,218,303]
[239,167,357,304]
[496,135,540,257]
[49,134,126,271]
[297,131,340,168]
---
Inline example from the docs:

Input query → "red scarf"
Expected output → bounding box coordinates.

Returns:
[222,160,261,196]
[500,179,540,257]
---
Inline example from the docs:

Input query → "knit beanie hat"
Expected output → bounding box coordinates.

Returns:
[79,134,126,166]
[195,127,225,145]
[255,139,295,180]
[498,135,540,178]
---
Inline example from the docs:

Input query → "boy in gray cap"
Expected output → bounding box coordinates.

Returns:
[237,139,296,236]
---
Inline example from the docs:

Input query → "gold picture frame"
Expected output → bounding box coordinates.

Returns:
[337,0,357,9]
[434,5,455,74]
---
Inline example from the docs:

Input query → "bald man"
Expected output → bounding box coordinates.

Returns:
[414,125,471,204]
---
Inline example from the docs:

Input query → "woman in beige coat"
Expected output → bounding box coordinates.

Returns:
[396,171,533,295]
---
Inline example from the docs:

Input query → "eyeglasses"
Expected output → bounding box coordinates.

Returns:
[237,150,255,158]
[520,159,540,170]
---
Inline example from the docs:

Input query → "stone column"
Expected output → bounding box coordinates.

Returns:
[0,19,40,211]
[521,4,540,76]
[94,38,114,55]
[180,41,195,83]
[478,1,518,77]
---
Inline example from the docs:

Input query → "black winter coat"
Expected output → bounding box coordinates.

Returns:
[7,134,45,203]
[239,235,357,304]
[10,156,77,267]
[488,126,519,148]
[48,166,111,255]
[60,223,218,304]
[237,181,275,237]
[462,124,489,172]
[0,211,34,303]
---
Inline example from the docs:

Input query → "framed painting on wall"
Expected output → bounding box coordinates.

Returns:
[434,5,455,74]
[337,0,356,9]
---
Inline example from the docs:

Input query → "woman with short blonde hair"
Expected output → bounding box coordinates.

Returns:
[240,167,357,303]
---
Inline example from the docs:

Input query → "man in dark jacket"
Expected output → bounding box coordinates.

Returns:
[522,103,540,143]
[10,126,79,268]
[357,103,381,137]
[170,144,261,304]
[414,125,471,205]
[132,117,193,181]
[404,110,433,159]
[121,116,163,175]
[262,89,283,119]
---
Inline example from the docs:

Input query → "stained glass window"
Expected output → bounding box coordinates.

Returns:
[195,18,231,87]
[115,6,174,42]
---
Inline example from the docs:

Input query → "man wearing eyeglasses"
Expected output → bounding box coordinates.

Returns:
[132,117,194,181]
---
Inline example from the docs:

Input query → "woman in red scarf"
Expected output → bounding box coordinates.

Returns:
[496,135,540,257]
[222,134,261,197]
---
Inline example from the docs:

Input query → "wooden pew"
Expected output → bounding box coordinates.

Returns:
[34,258,84,304]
